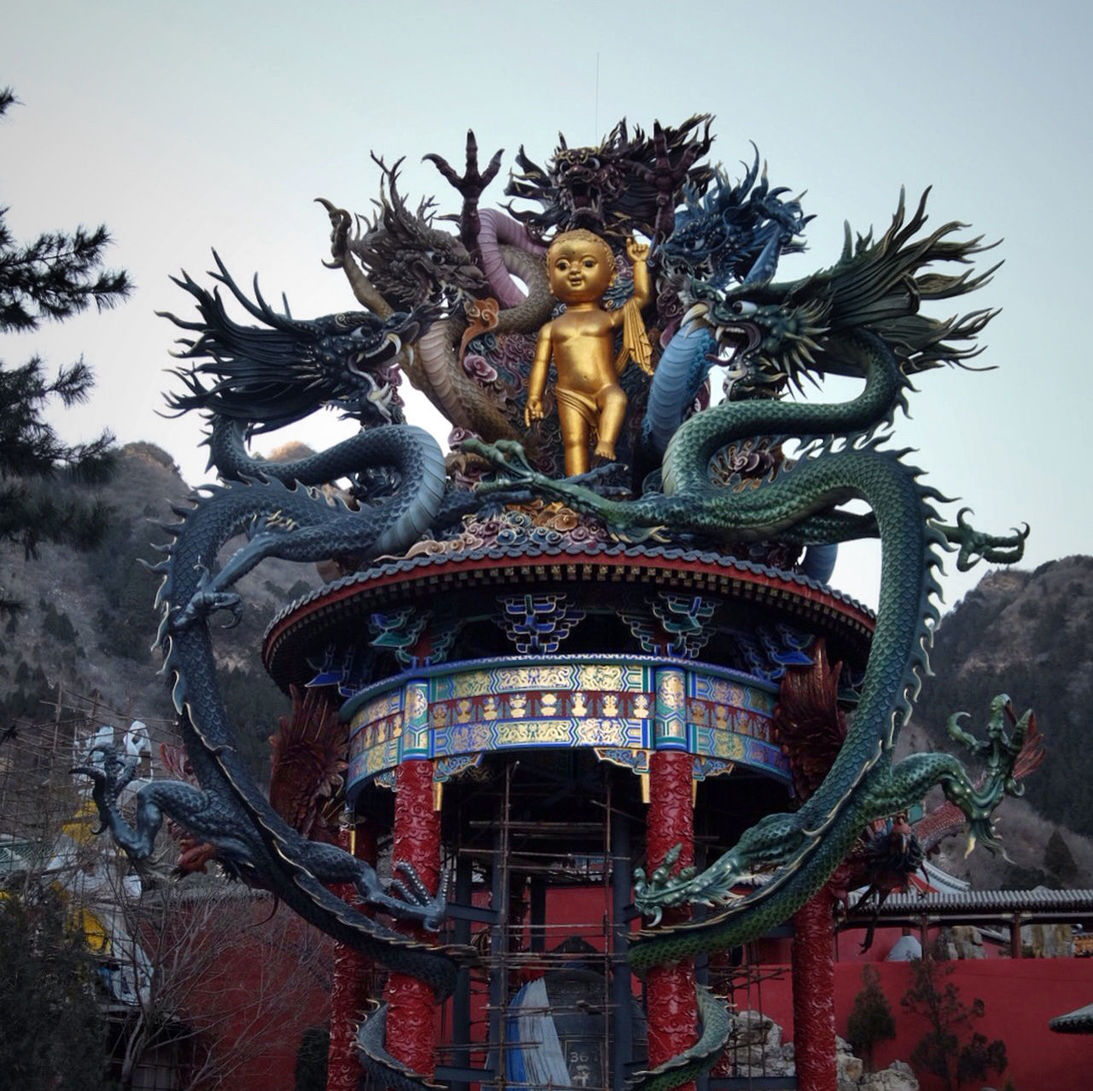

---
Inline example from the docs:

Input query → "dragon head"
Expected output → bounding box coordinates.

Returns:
[506,115,714,242]
[682,282,829,398]
[679,189,1000,396]
[309,310,417,427]
[347,157,487,311]
[506,131,627,239]
[160,252,428,433]
[659,148,810,288]
[548,139,628,232]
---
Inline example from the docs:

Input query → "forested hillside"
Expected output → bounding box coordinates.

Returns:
[0,443,317,776]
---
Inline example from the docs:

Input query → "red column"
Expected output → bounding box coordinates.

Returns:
[383,758,441,1077]
[326,822,377,1091]
[791,885,837,1091]
[646,748,698,1090]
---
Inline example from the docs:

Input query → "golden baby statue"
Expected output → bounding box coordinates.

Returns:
[525,230,652,476]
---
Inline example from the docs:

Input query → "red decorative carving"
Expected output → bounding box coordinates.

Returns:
[646,749,697,1090]
[269,686,346,843]
[792,887,837,1091]
[383,758,441,1076]
[646,750,695,873]
[773,638,847,803]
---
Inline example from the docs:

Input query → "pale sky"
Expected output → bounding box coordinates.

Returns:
[4,0,1091,610]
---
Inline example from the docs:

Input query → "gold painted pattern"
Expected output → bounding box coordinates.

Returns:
[656,670,686,710]
[495,720,575,745]
[349,690,402,733]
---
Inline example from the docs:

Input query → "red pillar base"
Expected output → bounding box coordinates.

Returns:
[382,758,441,1077]
[792,885,837,1091]
[646,749,698,1091]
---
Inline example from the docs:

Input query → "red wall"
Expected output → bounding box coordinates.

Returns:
[744,958,1093,1091]
[846,959,1093,1091]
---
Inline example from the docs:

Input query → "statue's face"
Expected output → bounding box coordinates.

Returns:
[548,237,613,305]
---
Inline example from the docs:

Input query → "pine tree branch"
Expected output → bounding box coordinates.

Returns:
[0,87,127,557]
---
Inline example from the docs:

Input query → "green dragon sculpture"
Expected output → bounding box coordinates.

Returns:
[466,188,1030,1089]
[74,116,1034,1089]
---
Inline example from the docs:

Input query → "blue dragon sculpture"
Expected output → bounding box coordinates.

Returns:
[75,119,1032,1090]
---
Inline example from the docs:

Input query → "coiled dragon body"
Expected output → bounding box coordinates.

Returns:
[76,122,1034,1090]
[77,423,468,1000]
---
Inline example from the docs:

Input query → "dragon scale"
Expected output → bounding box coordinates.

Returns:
[473,335,943,954]
[468,319,1027,1087]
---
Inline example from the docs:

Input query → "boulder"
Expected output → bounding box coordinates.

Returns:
[732,1009,780,1048]
[837,1051,864,1085]
[860,1058,920,1091]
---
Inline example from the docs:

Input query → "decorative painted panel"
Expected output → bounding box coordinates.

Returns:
[344,656,788,794]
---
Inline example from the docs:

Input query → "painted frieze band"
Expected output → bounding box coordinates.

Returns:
[342,655,787,794]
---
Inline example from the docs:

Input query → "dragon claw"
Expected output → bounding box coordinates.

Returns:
[632,843,719,923]
[423,129,503,203]
[315,197,351,265]
[71,760,109,793]
[462,436,542,490]
[73,744,130,789]
[367,861,449,931]
[71,744,141,841]
[170,566,245,632]
[937,509,1030,572]
[171,589,243,631]
[215,594,245,629]
[71,762,111,832]
[938,695,1039,854]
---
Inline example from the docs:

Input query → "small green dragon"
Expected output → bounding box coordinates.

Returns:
[466,190,1030,1089]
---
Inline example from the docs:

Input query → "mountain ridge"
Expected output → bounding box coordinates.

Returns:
[899,554,1093,887]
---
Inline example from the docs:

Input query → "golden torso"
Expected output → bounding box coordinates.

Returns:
[548,305,621,398]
